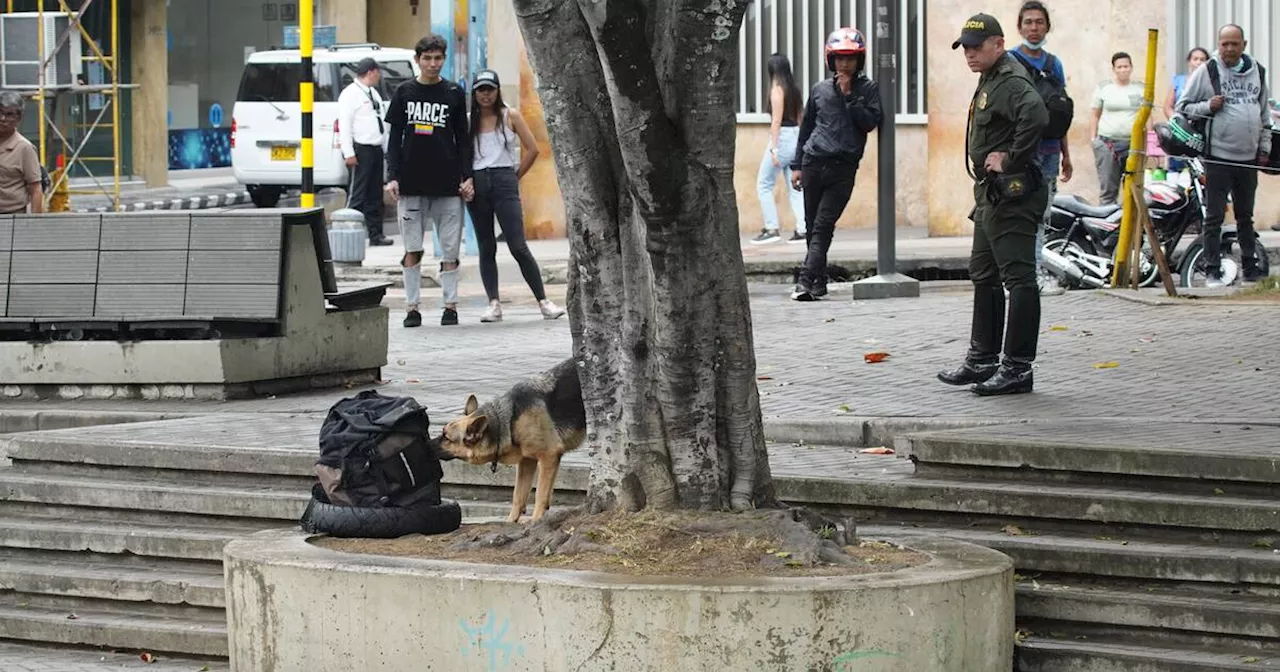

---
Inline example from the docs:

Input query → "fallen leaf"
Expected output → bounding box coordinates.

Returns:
[139,652,156,663]
[405,378,421,384]
[824,317,836,323]
[66,613,79,620]
[1093,361,1120,369]
[1214,488,1226,496]
[1243,657,1261,664]
[859,447,895,455]
[1014,629,1033,644]
[1049,325,1068,331]
[396,359,407,366]
[1002,525,1029,537]
[757,375,773,381]
[200,666,211,672]
[774,551,792,559]
[864,351,891,364]
[836,404,852,413]
[1253,539,1274,549]
[785,559,804,567]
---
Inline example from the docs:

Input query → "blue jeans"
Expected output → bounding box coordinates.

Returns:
[757,126,806,233]
[1035,151,1061,270]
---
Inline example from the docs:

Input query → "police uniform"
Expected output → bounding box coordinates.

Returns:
[939,14,1049,396]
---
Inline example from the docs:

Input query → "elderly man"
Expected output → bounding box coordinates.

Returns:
[0,91,43,214]
[937,13,1048,396]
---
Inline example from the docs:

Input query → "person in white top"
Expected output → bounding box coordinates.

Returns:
[466,69,565,323]
[338,58,392,245]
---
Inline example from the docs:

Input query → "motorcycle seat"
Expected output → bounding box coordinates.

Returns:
[1053,194,1122,219]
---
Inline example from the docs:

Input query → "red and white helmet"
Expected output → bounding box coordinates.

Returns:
[825,27,867,70]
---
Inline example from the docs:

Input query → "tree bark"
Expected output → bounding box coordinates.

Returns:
[514,0,775,512]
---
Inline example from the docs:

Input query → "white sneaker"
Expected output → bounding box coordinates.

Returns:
[481,302,503,323]
[1205,274,1228,289]
[539,299,566,320]
[1038,270,1066,296]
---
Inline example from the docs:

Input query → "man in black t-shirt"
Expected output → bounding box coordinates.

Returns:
[385,34,474,327]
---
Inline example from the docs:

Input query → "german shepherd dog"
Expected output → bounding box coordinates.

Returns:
[438,358,585,523]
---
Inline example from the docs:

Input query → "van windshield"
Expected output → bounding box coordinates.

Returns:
[237,63,336,103]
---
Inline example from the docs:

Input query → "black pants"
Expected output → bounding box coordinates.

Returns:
[798,159,857,291]
[1203,159,1260,273]
[968,182,1047,367]
[466,167,546,301]
[350,143,385,238]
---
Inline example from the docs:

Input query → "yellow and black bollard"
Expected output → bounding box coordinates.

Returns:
[299,0,315,208]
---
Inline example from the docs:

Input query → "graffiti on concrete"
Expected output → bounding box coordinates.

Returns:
[832,649,901,670]
[459,610,526,671]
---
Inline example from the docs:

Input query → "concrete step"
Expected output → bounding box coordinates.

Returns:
[0,471,309,521]
[0,549,224,608]
[906,422,1280,486]
[860,525,1280,586]
[1015,637,1280,671]
[0,594,227,657]
[803,474,1280,534]
[0,513,270,561]
[1016,577,1280,642]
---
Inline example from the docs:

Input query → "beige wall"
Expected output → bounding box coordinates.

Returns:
[130,0,167,187]
[321,0,368,43]
[367,0,432,53]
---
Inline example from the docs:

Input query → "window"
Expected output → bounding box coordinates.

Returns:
[736,0,928,124]
[337,60,416,98]
[236,63,337,103]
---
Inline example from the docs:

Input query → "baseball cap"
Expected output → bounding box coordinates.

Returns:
[951,13,1003,50]
[354,58,382,76]
[472,69,500,91]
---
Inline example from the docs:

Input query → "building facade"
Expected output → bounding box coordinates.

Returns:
[26,0,1279,233]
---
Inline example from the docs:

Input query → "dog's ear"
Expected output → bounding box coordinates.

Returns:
[464,415,489,445]
[464,394,479,416]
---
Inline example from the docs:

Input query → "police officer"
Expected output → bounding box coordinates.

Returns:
[938,14,1048,396]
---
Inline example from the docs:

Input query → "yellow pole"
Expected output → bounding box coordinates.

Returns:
[1112,28,1159,287]
[110,0,120,210]
[36,0,47,169]
[299,0,315,209]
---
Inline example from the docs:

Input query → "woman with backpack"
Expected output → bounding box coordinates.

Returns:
[751,54,806,245]
[788,28,882,302]
[465,69,565,323]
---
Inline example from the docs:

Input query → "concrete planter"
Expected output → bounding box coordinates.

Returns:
[225,530,1013,672]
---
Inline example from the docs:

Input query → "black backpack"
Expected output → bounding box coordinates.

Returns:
[315,391,445,509]
[1018,53,1073,140]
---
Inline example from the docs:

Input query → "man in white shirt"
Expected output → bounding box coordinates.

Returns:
[339,58,392,245]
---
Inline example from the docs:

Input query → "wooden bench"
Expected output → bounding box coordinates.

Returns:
[0,209,388,341]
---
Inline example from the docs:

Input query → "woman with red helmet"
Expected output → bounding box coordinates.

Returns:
[789,27,883,301]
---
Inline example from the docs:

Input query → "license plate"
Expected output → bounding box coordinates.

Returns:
[270,146,297,161]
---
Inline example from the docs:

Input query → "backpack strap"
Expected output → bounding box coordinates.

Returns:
[1207,60,1222,97]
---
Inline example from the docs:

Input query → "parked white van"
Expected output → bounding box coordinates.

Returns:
[231,43,417,208]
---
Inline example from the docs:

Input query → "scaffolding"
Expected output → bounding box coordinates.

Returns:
[4,0,125,211]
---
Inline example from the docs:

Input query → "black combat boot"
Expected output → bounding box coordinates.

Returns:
[974,286,1039,396]
[939,285,1004,386]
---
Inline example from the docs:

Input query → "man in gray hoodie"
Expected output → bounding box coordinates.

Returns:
[1176,24,1272,285]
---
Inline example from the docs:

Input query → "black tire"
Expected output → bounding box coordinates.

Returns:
[1178,242,1204,288]
[248,186,283,208]
[299,487,462,538]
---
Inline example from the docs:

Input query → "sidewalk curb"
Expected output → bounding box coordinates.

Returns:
[73,189,252,214]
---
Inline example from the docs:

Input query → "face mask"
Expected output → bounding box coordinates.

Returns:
[1023,39,1046,50]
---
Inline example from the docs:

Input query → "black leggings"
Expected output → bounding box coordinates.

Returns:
[466,168,546,301]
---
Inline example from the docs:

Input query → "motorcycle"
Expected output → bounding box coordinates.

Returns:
[1041,158,1268,289]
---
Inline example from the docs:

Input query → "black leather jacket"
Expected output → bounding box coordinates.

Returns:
[791,74,883,170]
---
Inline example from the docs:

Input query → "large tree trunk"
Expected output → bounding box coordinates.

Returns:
[513,0,775,512]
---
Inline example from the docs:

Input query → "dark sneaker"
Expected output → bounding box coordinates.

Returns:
[750,229,781,245]
[1271,222,1280,232]
[403,310,422,328]
[369,235,394,246]
[811,284,828,298]
[787,231,805,244]
[441,308,459,326]
[1244,265,1268,283]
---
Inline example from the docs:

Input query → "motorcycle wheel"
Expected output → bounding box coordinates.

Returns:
[1179,242,1242,288]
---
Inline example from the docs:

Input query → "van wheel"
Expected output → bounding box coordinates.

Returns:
[248,186,283,208]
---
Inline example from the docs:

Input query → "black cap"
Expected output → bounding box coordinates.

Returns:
[354,57,382,76]
[951,13,1003,50]
[472,69,500,91]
